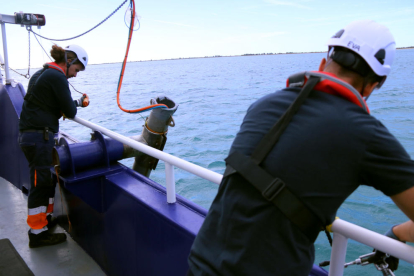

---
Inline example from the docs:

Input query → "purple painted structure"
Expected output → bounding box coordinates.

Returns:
[0,82,30,192]
[54,131,124,176]
[52,163,206,275]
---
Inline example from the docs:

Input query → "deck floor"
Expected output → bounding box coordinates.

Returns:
[0,177,106,276]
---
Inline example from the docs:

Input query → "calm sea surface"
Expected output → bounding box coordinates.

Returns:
[12,49,414,275]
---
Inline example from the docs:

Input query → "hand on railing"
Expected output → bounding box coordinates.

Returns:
[367,224,405,275]
[344,225,404,275]
[320,251,396,275]
[371,250,399,273]
[343,251,396,276]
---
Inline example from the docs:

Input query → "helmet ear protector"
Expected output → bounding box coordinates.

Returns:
[328,46,387,89]
[326,20,396,90]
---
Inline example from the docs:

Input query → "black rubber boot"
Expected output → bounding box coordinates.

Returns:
[47,215,58,230]
[28,230,67,248]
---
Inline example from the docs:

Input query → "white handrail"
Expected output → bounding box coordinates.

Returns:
[329,219,414,275]
[72,116,223,185]
[71,116,414,275]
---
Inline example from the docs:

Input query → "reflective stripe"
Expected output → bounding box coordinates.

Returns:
[28,206,47,215]
[30,226,48,234]
[46,205,54,214]
[27,212,47,230]
[47,204,54,215]
[47,197,55,214]
[34,170,37,187]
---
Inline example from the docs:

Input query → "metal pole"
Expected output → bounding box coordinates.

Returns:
[0,22,11,84]
[328,232,348,276]
[165,163,176,203]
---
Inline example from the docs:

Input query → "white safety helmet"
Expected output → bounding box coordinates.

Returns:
[64,45,88,70]
[326,20,395,77]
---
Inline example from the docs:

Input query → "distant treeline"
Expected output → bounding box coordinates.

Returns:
[242,51,326,56]
[95,47,414,65]
[241,47,414,56]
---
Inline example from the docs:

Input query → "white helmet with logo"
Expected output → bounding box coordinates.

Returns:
[326,20,395,77]
[64,45,88,70]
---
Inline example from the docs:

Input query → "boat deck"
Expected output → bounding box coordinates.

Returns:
[0,177,106,276]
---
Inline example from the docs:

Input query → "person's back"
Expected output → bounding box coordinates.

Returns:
[189,82,414,275]
[19,67,77,133]
[188,20,414,276]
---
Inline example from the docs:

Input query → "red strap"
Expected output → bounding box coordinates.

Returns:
[46,62,66,75]
[314,80,370,112]
[287,71,370,114]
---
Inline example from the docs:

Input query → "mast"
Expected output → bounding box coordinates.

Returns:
[0,12,45,84]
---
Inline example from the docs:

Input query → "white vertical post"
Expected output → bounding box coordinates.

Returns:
[329,232,348,276]
[0,22,11,84]
[165,162,176,203]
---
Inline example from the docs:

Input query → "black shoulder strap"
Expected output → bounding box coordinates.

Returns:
[225,75,323,242]
[251,76,320,164]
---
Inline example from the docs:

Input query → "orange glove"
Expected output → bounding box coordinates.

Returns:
[81,93,89,107]
[76,93,90,107]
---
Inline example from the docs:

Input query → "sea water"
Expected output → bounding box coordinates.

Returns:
[12,49,414,275]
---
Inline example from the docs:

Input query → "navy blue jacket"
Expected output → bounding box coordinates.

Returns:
[19,66,77,133]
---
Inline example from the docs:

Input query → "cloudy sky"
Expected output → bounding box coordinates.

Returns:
[1,0,413,69]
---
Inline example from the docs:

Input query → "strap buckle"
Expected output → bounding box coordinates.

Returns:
[262,178,285,202]
[43,127,49,141]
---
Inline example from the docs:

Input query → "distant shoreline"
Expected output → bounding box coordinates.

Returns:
[94,51,328,66]
[91,46,414,66]
[13,47,414,69]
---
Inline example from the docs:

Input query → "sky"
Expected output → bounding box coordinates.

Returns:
[1,0,414,69]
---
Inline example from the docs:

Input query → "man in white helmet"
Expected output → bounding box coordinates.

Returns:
[19,44,90,248]
[187,20,414,276]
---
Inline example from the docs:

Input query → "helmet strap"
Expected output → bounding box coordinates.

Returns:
[64,51,78,77]
[376,76,387,89]
[329,47,372,77]
[361,77,370,100]
[361,74,387,101]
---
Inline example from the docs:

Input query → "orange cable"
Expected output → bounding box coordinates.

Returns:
[116,0,168,113]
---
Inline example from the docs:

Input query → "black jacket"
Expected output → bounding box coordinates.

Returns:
[19,66,77,133]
